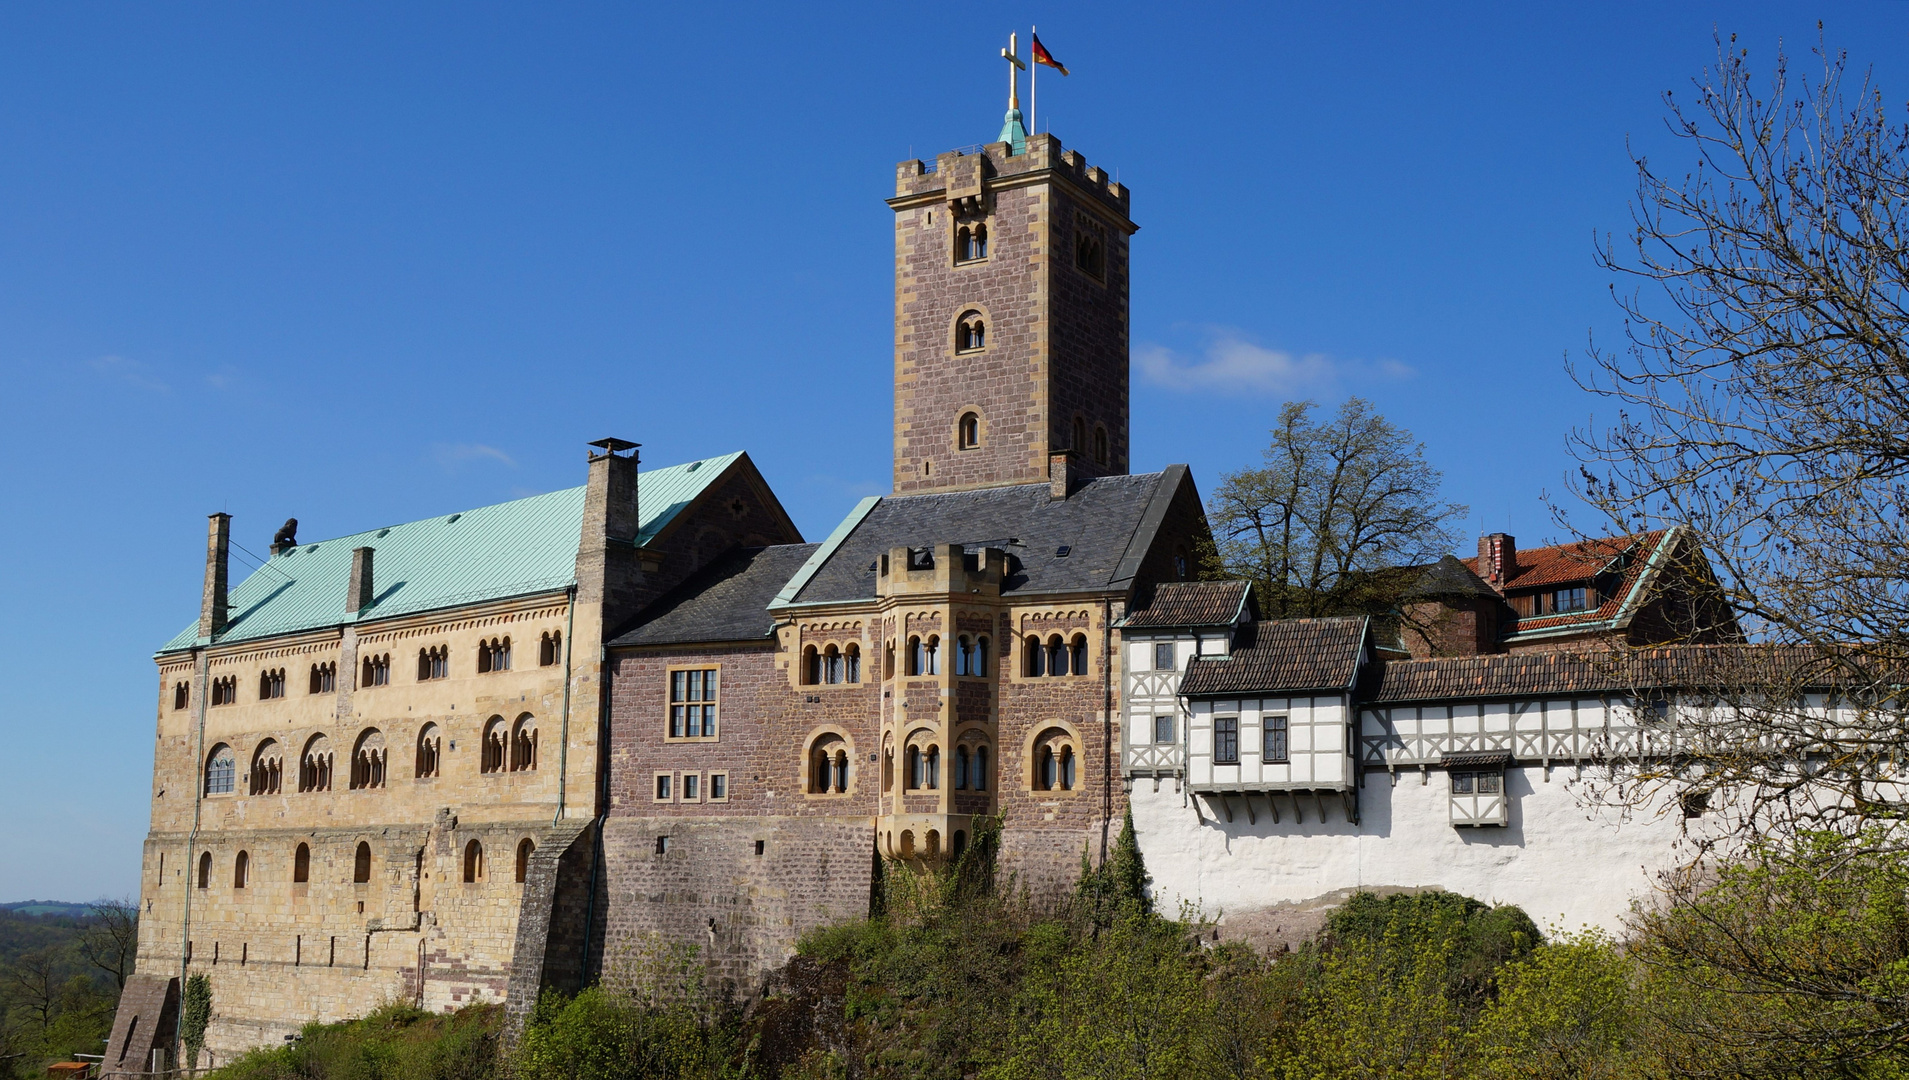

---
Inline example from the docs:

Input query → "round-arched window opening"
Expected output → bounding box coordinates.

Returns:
[956,312,986,353]
[197,851,211,889]
[233,850,250,889]
[293,843,311,884]
[1024,635,1045,677]
[515,838,535,884]
[463,839,485,883]
[354,841,372,884]
[204,744,235,796]
[1094,426,1109,466]
[958,412,980,450]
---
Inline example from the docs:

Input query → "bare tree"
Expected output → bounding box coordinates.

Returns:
[1570,33,1909,845]
[3,946,63,1034]
[1207,397,1466,621]
[79,898,139,991]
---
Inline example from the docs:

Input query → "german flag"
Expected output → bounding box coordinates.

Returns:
[1031,33,1068,76]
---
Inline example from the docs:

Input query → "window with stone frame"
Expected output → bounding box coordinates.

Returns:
[309,662,336,695]
[249,739,283,795]
[210,676,238,706]
[415,723,442,778]
[204,744,236,796]
[509,714,538,772]
[1093,426,1109,466]
[172,681,189,710]
[258,668,285,700]
[956,311,986,353]
[417,646,448,681]
[538,631,562,667]
[956,221,988,263]
[958,411,981,450]
[709,772,729,801]
[1032,728,1078,791]
[955,635,989,676]
[481,716,508,774]
[668,667,719,739]
[1074,214,1107,280]
[1072,416,1087,453]
[360,653,390,688]
[476,636,511,673]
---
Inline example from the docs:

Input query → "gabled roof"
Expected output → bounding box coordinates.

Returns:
[775,468,1191,607]
[1357,643,1833,704]
[158,453,747,654]
[1458,529,1684,639]
[1121,580,1255,629]
[1404,555,1499,601]
[610,544,820,647]
[1178,616,1369,697]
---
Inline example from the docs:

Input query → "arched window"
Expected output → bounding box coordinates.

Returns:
[801,645,819,685]
[350,729,386,790]
[197,851,211,889]
[1075,231,1105,278]
[1033,728,1075,791]
[884,640,895,680]
[510,715,538,772]
[1024,635,1045,677]
[808,734,850,794]
[955,747,970,789]
[417,646,448,681]
[204,744,235,796]
[1174,546,1190,580]
[974,746,990,791]
[843,644,861,683]
[972,223,988,259]
[259,668,285,699]
[822,645,843,685]
[463,839,484,883]
[481,717,507,774]
[309,662,336,695]
[925,746,940,789]
[954,636,971,676]
[1070,634,1088,676]
[539,631,562,667]
[907,746,922,790]
[515,838,535,884]
[923,636,940,675]
[477,637,511,673]
[834,750,849,793]
[956,225,971,261]
[882,745,894,793]
[958,412,980,449]
[249,740,282,796]
[956,311,985,352]
[1061,746,1077,790]
[811,745,831,793]
[233,850,249,889]
[293,843,310,884]
[353,841,371,884]
[1040,746,1057,790]
[1072,416,1087,452]
[415,723,441,779]
[976,637,989,676]
[299,734,333,792]
[1094,426,1109,465]
[360,653,390,687]
[1047,635,1068,677]
[908,636,923,676]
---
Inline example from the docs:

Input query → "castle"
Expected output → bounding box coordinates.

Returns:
[105,103,1739,1073]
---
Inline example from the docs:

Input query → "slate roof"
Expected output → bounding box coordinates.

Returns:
[610,544,820,647]
[1121,580,1255,629]
[1178,616,1369,697]
[1358,644,1840,704]
[778,469,1188,607]
[159,453,747,654]
[1404,555,1500,601]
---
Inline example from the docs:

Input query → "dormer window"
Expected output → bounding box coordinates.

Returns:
[956,222,988,263]
[1512,586,1596,617]
[956,312,985,352]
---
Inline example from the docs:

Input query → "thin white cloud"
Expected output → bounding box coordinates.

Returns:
[88,355,171,394]
[1136,333,1413,396]
[433,443,518,470]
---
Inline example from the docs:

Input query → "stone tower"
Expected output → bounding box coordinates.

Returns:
[888,132,1136,494]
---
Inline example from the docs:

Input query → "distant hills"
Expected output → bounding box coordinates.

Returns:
[1,900,97,918]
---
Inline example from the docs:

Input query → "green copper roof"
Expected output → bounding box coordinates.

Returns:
[998,108,1028,154]
[158,452,744,654]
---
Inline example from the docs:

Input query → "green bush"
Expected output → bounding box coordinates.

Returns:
[209,1002,500,1080]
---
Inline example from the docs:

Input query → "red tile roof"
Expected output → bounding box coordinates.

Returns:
[1179,617,1368,696]
[1122,580,1254,628]
[1460,530,1675,637]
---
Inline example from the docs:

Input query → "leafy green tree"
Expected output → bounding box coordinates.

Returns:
[1470,931,1640,1080]
[180,972,211,1072]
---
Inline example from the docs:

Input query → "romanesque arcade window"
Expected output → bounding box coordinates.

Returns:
[669,668,718,739]
[210,676,238,706]
[477,636,512,673]
[956,311,985,353]
[349,729,386,790]
[954,745,990,790]
[803,645,861,685]
[481,717,508,774]
[908,636,940,676]
[510,715,538,772]
[417,646,448,681]
[353,842,372,884]
[515,838,535,884]
[360,653,390,688]
[1025,634,1088,678]
[204,745,235,796]
[807,734,851,795]
[309,662,336,695]
[415,723,441,779]
[1032,728,1078,791]
[249,740,282,796]
[172,682,188,710]
[1074,221,1105,279]
[259,668,285,700]
[463,839,484,883]
[954,636,989,676]
[539,631,562,667]
[299,734,334,792]
[956,222,988,263]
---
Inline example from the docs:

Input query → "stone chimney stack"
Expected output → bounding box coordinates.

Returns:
[347,547,375,614]
[1477,533,1517,591]
[199,513,231,640]
[576,437,644,628]
[1049,449,1078,500]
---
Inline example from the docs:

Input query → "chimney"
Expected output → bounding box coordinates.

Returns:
[575,438,644,626]
[1049,449,1077,500]
[347,547,375,614]
[1477,533,1517,590]
[199,513,231,640]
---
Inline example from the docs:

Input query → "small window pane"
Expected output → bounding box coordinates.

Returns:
[656,775,672,799]
[1452,772,1474,794]
[684,774,699,800]
[1477,772,1503,794]
[1153,643,1175,671]
[711,774,726,799]
[1214,719,1239,765]
[1263,717,1289,763]
[1153,715,1174,744]
[671,671,685,702]
[670,706,684,738]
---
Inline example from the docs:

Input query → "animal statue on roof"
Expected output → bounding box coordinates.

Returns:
[272,518,298,549]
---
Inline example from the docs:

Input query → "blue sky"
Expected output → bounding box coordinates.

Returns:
[4,3,1902,900]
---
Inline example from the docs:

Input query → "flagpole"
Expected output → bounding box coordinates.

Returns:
[1030,25,1037,135]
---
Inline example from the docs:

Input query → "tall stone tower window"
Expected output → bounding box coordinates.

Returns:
[463,839,484,883]
[233,850,249,889]
[956,222,988,263]
[204,745,235,796]
[956,312,986,353]
[353,841,372,883]
[197,850,211,889]
[293,842,310,883]
[958,412,981,450]
[515,838,535,883]
[1075,218,1106,280]
[1072,417,1087,453]
[249,739,282,796]
[172,681,188,710]
[415,723,442,778]
[1094,426,1109,465]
